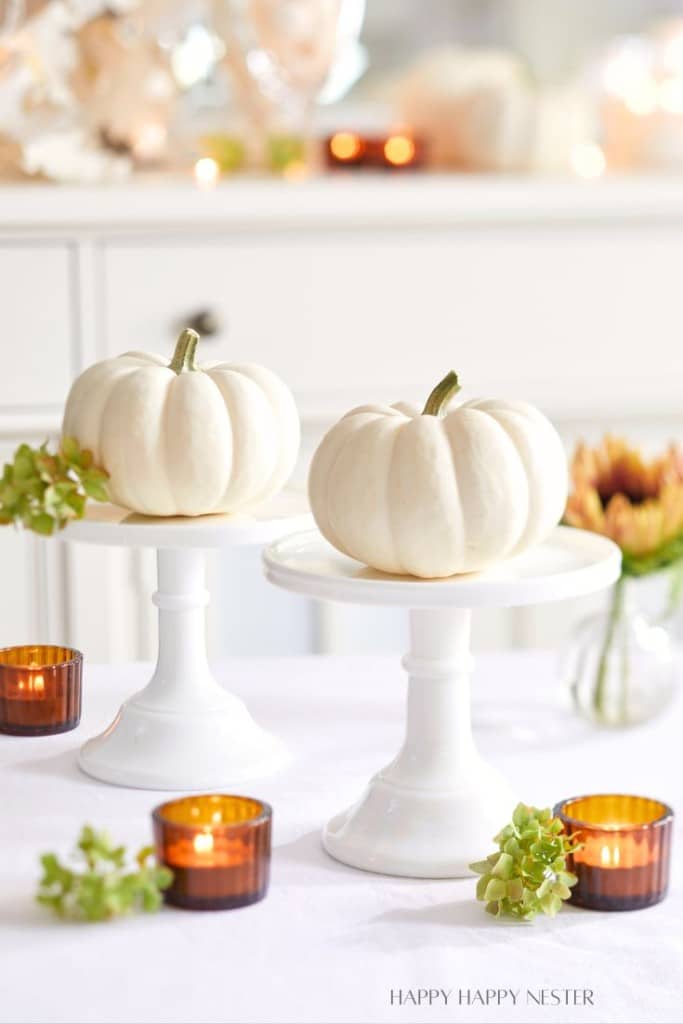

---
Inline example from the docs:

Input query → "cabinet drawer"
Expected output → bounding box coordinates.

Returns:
[0,245,74,409]
[103,228,683,419]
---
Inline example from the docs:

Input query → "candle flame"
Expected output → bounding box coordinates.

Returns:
[329,132,362,161]
[193,831,214,855]
[194,157,219,190]
[33,674,45,693]
[601,844,620,867]
[384,135,416,166]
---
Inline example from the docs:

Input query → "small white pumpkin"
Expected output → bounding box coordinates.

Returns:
[63,328,300,517]
[394,47,593,173]
[308,372,567,578]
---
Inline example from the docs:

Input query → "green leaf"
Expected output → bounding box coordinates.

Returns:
[37,826,173,923]
[60,437,81,463]
[82,479,109,502]
[484,877,507,902]
[512,803,532,828]
[552,881,573,900]
[471,802,583,924]
[29,513,55,536]
[14,446,35,480]
[506,877,524,902]
[0,439,109,535]
[476,874,490,901]
[540,893,563,917]
[491,852,514,880]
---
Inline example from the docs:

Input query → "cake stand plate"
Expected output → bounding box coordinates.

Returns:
[62,493,311,790]
[264,526,621,878]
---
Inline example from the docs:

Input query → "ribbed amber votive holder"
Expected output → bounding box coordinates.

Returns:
[0,645,82,736]
[153,794,272,911]
[555,794,673,912]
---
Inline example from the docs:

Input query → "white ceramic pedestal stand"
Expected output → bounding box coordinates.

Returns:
[264,526,620,878]
[63,494,311,790]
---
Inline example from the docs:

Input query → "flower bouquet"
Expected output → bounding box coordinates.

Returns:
[563,436,683,726]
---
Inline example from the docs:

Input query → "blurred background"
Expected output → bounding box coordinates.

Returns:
[1,1,682,704]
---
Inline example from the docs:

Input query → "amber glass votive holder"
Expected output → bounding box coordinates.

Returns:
[153,794,272,911]
[0,645,82,736]
[555,794,673,911]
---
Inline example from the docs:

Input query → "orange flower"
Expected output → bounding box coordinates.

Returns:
[565,436,683,567]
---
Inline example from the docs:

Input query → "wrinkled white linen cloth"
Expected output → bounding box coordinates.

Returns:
[1,653,681,1024]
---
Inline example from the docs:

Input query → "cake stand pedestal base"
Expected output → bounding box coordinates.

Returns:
[264,526,621,877]
[323,609,515,877]
[64,496,310,790]
[78,547,287,790]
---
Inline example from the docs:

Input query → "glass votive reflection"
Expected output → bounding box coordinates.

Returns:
[555,794,673,911]
[153,794,272,911]
[0,645,82,736]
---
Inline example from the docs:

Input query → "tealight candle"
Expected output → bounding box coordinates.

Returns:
[193,157,220,190]
[325,132,424,171]
[153,794,271,911]
[0,645,82,736]
[555,794,673,911]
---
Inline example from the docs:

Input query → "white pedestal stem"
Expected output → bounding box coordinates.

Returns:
[78,546,288,790]
[323,606,516,878]
[385,608,476,789]
[138,549,215,711]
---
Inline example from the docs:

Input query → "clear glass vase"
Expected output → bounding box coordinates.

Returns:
[562,573,678,728]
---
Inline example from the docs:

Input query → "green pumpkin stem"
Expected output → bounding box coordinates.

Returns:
[169,328,200,374]
[422,371,461,416]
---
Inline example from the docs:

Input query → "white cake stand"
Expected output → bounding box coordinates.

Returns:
[264,526,621,878]
[62,493,311,790]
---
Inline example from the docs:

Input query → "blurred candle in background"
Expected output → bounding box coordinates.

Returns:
[0,645,82,736]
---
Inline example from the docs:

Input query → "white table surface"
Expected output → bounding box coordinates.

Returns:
[1,652,681,1024]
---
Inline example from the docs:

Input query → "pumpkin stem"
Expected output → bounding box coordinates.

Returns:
[422,371,461,416]
[169,328,200,374]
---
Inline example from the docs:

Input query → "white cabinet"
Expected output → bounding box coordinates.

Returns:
[102,226,683,418]
[0,245,74,410]
[0,439,67,650]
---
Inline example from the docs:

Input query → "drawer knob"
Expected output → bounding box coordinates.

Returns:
[182,309,222,337]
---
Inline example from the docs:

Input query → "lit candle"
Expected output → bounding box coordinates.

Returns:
[193,157,220,190]
[382,133,420,169]
[0,645,82,736]
[555,794,673,911]
[325,132,424,171]
[326,132,365,167]
[153,795,272,911]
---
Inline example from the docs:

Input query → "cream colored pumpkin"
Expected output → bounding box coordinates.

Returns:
[308,372,567,579]
[63,329,300,517]
[394,47,592,173]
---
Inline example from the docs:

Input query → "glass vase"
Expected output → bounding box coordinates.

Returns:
[562,573,678,728]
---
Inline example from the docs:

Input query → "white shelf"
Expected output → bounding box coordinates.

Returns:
[2,174,683,231]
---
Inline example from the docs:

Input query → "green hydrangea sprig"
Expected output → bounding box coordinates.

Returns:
[37,826,173,922]
[0,437,109,536]
[470,803,582,921]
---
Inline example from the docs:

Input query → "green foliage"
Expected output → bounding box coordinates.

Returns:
[37,826,173,922]
[0,438,109,536]
[621,532,683,577]
[470,803,582,922]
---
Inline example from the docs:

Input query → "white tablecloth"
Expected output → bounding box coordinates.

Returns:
[1,653,681,1024]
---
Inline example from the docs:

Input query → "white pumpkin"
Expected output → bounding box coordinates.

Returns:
[63,328,300,517]
[394,47,593,173]
[308,372,567,579]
